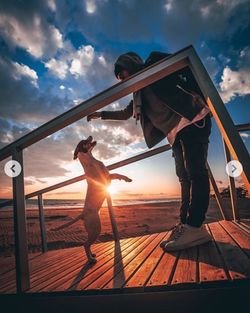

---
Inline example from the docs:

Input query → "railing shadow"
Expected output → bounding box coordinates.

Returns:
[67,254,96,291]
[167,240,250,281]
[111,239,126,289]
[66,238,126,291]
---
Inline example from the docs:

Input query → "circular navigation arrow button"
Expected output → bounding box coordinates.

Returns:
[4,160,22,178]
[226,160,243,178]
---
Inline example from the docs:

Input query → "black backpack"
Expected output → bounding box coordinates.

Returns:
[144,51,207,120]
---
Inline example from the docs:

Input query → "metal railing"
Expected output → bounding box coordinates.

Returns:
[0,45,249,293]
[224,123,250,221]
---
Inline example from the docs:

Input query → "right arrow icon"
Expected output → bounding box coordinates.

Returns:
[231,165,236,173]
[226,160,243,178]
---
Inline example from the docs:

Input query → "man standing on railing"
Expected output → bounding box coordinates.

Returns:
[87,51,212,251]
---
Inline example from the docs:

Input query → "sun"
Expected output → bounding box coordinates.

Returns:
[106,184,116,195]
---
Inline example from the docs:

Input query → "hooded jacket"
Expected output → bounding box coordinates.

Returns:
[101,51,207,148]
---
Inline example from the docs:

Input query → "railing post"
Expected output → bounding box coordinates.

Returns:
[106,193,119,241]
[38,194,48,252]
[223,140,239,222]
[207,162,228,220]
[12,148,30,292]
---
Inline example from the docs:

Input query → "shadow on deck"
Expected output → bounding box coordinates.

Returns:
[1,220,250,312]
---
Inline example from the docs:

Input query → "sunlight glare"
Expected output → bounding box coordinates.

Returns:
[106,184,116,195]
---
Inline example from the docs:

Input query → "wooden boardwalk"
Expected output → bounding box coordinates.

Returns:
[1,220,250,295]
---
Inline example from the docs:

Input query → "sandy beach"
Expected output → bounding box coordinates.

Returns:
[0,197,249,257]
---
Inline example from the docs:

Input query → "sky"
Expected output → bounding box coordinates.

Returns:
[0,0,249,200]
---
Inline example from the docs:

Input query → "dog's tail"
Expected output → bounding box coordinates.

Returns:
[50,213,84,231]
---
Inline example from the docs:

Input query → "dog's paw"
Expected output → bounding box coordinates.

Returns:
[124,177,132,182]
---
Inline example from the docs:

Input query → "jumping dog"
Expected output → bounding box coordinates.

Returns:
[52,136,132,264]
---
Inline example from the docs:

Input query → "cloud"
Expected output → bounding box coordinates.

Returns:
[45,58,69,79]
[0,56,70,123]
[53,0,249,52]
[204,55,220,79]
[69,45,95,77]
[238,46,250,67]
[12,62,38,87]
[45,44,112,87]
[47,0,56,12]
[0,1,63,58]
[240,132,250,138]
[219,66,250,103]
[85,0,97,14]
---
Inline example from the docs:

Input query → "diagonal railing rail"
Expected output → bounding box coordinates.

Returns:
[0,45,249,294]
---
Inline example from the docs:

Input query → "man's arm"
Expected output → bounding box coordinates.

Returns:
[87,100,133,121]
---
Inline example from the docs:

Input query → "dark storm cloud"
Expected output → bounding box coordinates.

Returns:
[0,56,70,123]
[55,0,249,51]
[0,0,63,58]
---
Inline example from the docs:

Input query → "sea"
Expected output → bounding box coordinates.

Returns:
[0,198,180,211]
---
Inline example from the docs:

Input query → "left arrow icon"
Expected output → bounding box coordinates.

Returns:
[11,165,16,173]
[4,161,22,178]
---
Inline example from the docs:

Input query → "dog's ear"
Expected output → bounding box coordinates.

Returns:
[73,140,88,159]
[73,141,82,160]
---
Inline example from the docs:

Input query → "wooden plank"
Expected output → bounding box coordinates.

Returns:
[124,232,169,288]
[29,241,113,292]
[100,233,166,290]
[219,221,250,257]
[38,237,139,291]
[240,219,250,227]
[0,246,80,288]
[171,247,198,285]
[198,225,228,283]
[31,241,111,281]
[208,222,250,280]
[74,234,153,291]
[29,237,134,292]
[0,246,83,292]
[2,241,116,293]
[0,257,16,277]
[0,252,41,276]
[239,221,250,233]
[146,251,179,287]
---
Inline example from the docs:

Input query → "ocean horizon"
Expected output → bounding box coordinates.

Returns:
[0,197,181,211]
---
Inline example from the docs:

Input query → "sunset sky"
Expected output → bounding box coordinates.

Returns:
[0,0,249,200]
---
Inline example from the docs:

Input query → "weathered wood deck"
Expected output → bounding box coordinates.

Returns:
[1,220,250,295]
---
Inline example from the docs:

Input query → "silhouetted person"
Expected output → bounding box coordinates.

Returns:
[87,51,212,251]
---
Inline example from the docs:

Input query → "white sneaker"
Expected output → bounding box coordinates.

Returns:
[163,224,212,251]
[160,222,184,248]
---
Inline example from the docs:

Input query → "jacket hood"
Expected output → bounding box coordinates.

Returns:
[114,52,144,78]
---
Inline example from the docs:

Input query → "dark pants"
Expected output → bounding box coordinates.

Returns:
[172,114,211,227]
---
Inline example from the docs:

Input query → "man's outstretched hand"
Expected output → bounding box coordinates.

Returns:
[87,112,102,122]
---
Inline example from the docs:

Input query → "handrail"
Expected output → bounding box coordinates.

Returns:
[0,144,171,208]
[236,123,250,132]
[221,122,250,222]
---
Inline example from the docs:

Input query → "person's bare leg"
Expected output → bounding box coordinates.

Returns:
[83,210,101,263]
